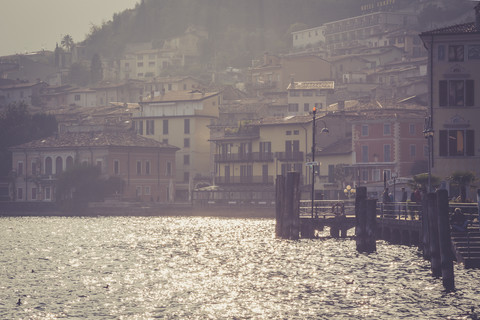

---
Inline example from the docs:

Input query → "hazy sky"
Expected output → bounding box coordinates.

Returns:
[0,0,139,57]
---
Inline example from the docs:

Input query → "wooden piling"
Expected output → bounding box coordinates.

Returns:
[427,192,441,278]
[275,175,285,238]
[421,196,431,260]
[365,199,377,253]
[436,189,455,292]
[289,172,301,240]
[355,187,367,252]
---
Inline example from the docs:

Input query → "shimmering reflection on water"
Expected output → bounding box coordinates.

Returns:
[1,217,479,319]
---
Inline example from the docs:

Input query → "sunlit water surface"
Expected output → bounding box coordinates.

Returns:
[1,216,479,319]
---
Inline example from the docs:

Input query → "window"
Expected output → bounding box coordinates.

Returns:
[145,161,151,175]
[439,80,474,107]
[409,124,416,135]
[184,119,190,134]
[45,187,51,200]
[303,90,313,96]
[361,125,369,136]
[293,130,299,135]
[373,169,381,182]
[361,146,369,162]
[410,145,416,157]
[136,121,144,135]
[136,161,142,175]
[448,45,464,62]
[17,162,23,176]
[361,169,369,181]
[240,165,253,183]
[74,94,81,101]
[289,91,300,97]
[384,144,391,162]
[145,186,151,195]
[383,123,391,135]
[114,160,120,175]
[163,120,168,134]
[259,141,271,156]
[45,157,52,175]
[288,104,299,112]
[146,120,154,135]
[166,161,172,176]
[286,131,292,135]
[31,187,37,200]
[184,154,190,165]
[439,129,474,156]
[304,103,310,112]
[136,186,142,196]
[184,138,190,148]
[383,170,391,181]
[31,161,37,175]
[17,188,23,200]
[55,156,63,174]
[137,62,144,67]
[148,61,155,67]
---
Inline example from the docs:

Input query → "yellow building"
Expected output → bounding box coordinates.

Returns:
[133,90,221,201]
[211,114,352,200]
[420,5,480,196]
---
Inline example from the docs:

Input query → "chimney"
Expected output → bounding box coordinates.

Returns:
[476,3,480,29]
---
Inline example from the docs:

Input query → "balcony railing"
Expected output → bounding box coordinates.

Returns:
[215,176,274,185]
[215,152,274,163]
[275,151,304,161]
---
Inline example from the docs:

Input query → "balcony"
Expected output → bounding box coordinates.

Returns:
[215,152,274,163]
[275,151,304,161]
[215,176,274,185]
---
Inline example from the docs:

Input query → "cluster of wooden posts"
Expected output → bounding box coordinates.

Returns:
[275,173,456,292]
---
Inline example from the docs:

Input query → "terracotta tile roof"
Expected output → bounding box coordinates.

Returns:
[141,90,219,103]
[287,81,335,90]
[420,22,480,36]
[11,131,178,150]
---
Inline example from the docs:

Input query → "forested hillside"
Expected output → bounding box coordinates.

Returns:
[79,0,474,69]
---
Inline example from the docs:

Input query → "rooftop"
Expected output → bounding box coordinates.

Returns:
[11,131,178,150]
[141,90,219,103]
[420,22,480,36]
[287,81,335,90]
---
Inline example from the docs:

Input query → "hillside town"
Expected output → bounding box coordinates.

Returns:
[1,1,479,210]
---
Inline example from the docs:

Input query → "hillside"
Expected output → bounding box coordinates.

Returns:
[79,0,475,69]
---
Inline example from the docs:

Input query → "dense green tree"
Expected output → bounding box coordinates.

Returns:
[61,34,74,52]
[90,53,103,84]
[0,103,57,176]
[411,173,441,191]
[56,163,125,213]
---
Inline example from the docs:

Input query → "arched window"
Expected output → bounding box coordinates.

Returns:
[55,156,63,174]
[45,157,52,175]
[66,156,74,170]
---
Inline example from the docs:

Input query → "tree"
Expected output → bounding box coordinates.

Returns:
[0,103,57,176]
[61,34,74,52]
[448,171,476,202]
[56,163,124,213]
[411,173,441,191]
[90,53,103,84]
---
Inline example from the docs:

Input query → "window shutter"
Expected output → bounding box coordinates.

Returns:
[466,80,474,106]
[466,130,475,156]
[439,80,448,107]
[439,130,448,156]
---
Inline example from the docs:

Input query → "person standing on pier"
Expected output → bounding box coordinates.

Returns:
[450,208,471,232]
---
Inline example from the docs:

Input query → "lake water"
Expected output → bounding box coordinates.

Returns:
[1,216,479,319]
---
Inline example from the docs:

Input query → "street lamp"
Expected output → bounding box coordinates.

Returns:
[310,107,329,218]
[391,172,398,202]
[344,184,356,199]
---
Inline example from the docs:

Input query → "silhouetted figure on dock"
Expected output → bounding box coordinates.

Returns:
[450,208,471,232]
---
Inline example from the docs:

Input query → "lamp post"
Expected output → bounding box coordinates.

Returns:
[391,172,398,202]
[344,184,356,199]
[310,107,329,218]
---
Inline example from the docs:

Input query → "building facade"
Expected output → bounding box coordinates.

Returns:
[10,131,178,203]
[286,80,335,116]
[133,90,221,201]
[419,5,480,197]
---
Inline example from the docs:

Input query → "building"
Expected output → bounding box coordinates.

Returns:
[133,90,221,201]
[324,11,418,56]
[248,53,332,96]
[350,106,428,198]
[419,4,480,197]
[0,81,46,107]
[292,26,326,50]
[142,76,203,100]
[286,80,335,116]
[10,131,178,203]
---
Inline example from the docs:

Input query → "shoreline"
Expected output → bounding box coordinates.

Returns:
[0,205,275,219]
